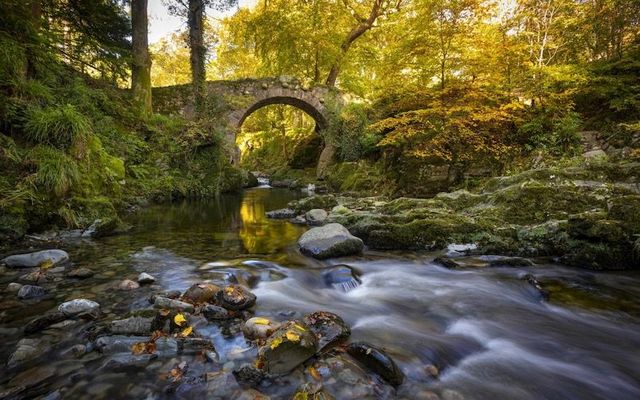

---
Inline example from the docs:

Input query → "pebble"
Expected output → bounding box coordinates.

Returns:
[58,299,100,317]
[17,285,46,299]
[7,282,23,292]
[67,268,94,279]
[137,272,156,284]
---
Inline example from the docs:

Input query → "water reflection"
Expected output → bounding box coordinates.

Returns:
[238,189,306,254]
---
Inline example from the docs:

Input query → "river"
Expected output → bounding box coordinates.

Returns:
[1,188,640,399]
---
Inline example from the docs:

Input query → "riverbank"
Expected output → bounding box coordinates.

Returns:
[281,158,640,270]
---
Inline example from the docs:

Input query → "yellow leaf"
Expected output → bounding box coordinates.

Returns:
[174,313,187,327]
[253,318,271,325]
[293,323,306,331]
[180,326,193,337]
[286,330,300,342]
[269,337,283,350]
[39,259,54,270]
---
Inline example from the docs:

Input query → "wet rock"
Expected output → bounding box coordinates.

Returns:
[183,282,220,304]
[306,209,328,226]
[58,298,100,317]
[110,316,154,335]
[20,270,51,283]
[118,279,140,290]
[100,353,158,372]
[434,256,462,269]
[204,371,241,398]
[153,296,194,313]
[95,335,179,356]
[2,249,69,268]
[347,342,404,386]
[8,337,52,368]
[258,320,318,375]
[487,257,535,267]
[137,272,156,284]
[235,388,271,400]
[202,304,233,320]
[290,195,338,213]
[266,208,297,219]
[523,274,550,300]
[302,311,350,350]
[232,364,266,388]
[298,223,364,259]
[7,282,23,292]
[322,265,361,292]
[17,284,46,299]
[24,311,68,334]
[442,389,465,400]
[179,337,215,354]
[292,383,334,400]
[67,267,94,279]
[216,284,256,311]
[68,344,87,357]
[291,215,307,225]
[242,317,281,340]
[8,365,56,389]
[149,290,182,303]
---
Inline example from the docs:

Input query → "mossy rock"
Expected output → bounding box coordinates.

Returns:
[568,213,629,243]
[562,241,638,270]
[608,195,640,231]
[290,195,338,213]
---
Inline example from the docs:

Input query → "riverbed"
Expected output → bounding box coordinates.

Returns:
[1,188,640,399]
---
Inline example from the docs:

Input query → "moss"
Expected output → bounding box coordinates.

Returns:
[608,195,640,231]
[289,195,338,213]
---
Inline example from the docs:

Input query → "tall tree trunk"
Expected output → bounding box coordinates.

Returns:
[24,0,42,79]
[188,0,206,113]
[131,0,152,116]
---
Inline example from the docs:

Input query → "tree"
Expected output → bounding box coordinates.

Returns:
[325,0,403,87]
[166,0,237,113]
[131,0,152,115]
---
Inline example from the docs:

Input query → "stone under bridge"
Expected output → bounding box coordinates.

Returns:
[153,77,340,175]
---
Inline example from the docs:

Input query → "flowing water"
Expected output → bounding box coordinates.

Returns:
[1,188,640,399]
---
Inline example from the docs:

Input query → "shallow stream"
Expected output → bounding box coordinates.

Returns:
[1,188,640,399]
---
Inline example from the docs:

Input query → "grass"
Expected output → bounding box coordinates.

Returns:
[24,104,91,149]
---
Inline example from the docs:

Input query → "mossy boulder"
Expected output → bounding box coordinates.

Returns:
[608,195,640,231]
[290,195,338,213]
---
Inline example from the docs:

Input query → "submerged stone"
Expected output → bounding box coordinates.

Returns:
[58,299,100,317]
[258,320,318,375]
[298,223,364,259]
[24,312,67,334]
[322,265,361,292]
[17,285,46,299]
[232,364,266,388]
[67,268,94,279]
[2,249,69,268]
[137,272,156,284]
[153,296,195,313]
[202,304,233,320]
[110,316,154,335]
[346,342,404,386]
[266,208,297,219]
[118,279,140,290]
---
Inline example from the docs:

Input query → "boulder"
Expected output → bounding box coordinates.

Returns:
[67,268,94,279]
[58,299,100,317]
[2,249,69,268]
[183,282,220,304]
[17,285,46,299]
[266,208,297,219]
[305,209,328,226]
[346,342,404,386]
[298,223,364,259]
[302,311,350,350]
[153,296,195,313]
[110,317,153,335]
[118,279,140,290]
[243,317,281,340]
[216,285,256,311]
[137,272,156,284]
[258,320,318,375]
[290,195,338,213]
[232,365,266,388]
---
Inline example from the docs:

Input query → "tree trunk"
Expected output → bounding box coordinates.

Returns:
[24,0,42,79]
[131,0,152,116]
[325,0,383,87]
[188,0,206,113]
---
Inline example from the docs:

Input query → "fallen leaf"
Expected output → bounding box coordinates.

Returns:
[174,313,187,327]
[253,318,271,325]
[38,259,54,270]
[286,330,300,342]
[180,326,193,337]
[308,366,322,381]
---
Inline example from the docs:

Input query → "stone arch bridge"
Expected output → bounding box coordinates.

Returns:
[153,77,340,176]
